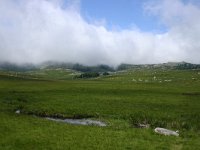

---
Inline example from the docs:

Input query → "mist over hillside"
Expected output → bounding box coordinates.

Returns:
[0,61,200,72]
[0,0,200,66]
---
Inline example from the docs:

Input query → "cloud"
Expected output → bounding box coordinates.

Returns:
[0,0,200,66]
[145,0,200,63]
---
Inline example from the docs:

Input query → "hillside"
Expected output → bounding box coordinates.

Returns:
[0,67,200,149]
[1,61,200,74]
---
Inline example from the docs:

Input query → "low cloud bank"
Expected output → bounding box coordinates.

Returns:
[0,0,200,66]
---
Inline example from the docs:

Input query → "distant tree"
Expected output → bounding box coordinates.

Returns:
[103,72,109,76]
[76,72,100,78]
[176,63,200,70]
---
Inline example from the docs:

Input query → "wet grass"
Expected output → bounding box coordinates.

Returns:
[0,69,200,149]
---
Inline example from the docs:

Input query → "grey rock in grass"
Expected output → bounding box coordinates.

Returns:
[15,110,20,114]
[154,127,179,136]
[135,123,150,128]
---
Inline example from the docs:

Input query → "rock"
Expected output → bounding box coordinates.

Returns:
[135,123,150,128]
[132,78,136,82]
[153,76,156,80]
[164,79,172,82]
[15,110,20,114]
[154,127,179,136]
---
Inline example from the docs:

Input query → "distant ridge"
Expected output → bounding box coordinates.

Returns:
[0,61,200,72]
[0,62,114,73]
[117,62,200,70]
[0,62,37,72]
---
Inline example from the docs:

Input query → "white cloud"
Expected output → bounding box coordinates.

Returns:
[0,0,200,66]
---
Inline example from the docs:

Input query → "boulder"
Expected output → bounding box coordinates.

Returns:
[154,127,179,136]
[15,110,20,114]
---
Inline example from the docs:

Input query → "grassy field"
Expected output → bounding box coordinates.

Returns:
[0,68,200,149]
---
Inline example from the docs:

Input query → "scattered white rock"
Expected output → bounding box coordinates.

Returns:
[132,78,136,82]
[164,79,172,82]
[154,127,179,136]
[136,123,150,128]
[139,78,142,82]
[15,110,20,114]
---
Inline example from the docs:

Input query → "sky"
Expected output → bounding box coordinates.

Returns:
[81,0,166,32]
[0,0,200,66]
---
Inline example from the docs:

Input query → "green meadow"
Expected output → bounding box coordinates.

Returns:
[0,68,200,149]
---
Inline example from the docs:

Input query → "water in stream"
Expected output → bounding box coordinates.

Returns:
[46,117,107,127]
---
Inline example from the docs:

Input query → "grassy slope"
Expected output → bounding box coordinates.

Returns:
[0,69,200,149]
